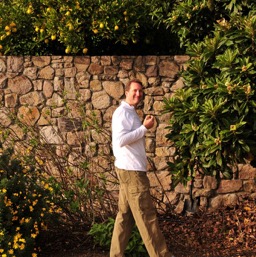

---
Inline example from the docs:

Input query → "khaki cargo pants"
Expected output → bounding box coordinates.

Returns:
[110,167,172,257]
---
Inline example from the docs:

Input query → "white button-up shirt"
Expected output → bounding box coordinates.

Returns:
[112,101,147,171]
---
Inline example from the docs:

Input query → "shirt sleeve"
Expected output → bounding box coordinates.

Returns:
[112,110,147,147]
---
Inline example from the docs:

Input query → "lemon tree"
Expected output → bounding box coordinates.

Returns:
[0,0,179,55]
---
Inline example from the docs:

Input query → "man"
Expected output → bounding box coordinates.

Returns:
[110,79,174,257]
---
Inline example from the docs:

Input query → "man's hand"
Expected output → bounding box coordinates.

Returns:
[143,115,154,129]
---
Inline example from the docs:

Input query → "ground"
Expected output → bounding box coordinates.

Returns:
[39,197,255,257]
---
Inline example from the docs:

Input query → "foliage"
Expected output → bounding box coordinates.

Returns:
[0,89,117,225]
[88,218,148,257]
[0,0,180,55]
[157,0,255,48]
[162,1,256,186]
[0,145,61,257]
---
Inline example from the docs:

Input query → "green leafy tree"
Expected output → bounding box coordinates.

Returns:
[161,0,256,186]
[0,0,180,55]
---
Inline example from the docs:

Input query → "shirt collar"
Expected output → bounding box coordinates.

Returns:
[121,100,135,109]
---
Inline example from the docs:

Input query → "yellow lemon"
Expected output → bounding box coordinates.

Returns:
[26,8,32,14]
[0,45,2,50]
[99,23,104,29]
[10,22,16,27]
[65,47,71,54]
[82,48,88,54]
[67,23,74,31]
[114,25,119,31]
[51,35,56,40]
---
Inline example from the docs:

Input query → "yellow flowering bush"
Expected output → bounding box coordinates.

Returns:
[0,146,60,257]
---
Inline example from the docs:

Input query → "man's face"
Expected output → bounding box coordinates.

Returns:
[125,82,143,107]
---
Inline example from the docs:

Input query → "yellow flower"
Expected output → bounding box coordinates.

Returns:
[31,233,37,238]
[4,197,12,206]
[2,254,7,257]
[0,249,4,253]
[14,232,22,241]
[12,216,18,221]
[32,253,37,257]
[29,206,34,212]
[19,244,25,250]
[1,189,6,193]
[19,238,26,243]
[12,210,18,216]
[13,243,19,249]
[8,249,14,254]
[32,200,38,206]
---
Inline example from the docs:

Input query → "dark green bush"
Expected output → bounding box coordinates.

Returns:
[88,218,148,257]
[163,1,256,186]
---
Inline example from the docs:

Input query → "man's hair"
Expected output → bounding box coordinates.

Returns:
[125,78,143,91]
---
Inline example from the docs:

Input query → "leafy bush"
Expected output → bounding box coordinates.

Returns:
[0,146,61,257]
[157,0,255,48]
[88,218,148,257]
[163,1,256,186]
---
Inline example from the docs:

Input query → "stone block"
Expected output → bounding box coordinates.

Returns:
[39,66,54,80]
[103,81,124,100]
[217,179,243,194]
[32,56,51,67]
[8,75,32,95]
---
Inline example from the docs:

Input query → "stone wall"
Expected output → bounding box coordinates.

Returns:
[0,56,255,213]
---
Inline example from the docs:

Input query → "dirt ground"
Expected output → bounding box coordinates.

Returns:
[39,197,256,257]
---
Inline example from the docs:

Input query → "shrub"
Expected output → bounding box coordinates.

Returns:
[162,1,256,186]
[88,218,148,257]
[0,100,117,225]
[0,146,61,257]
